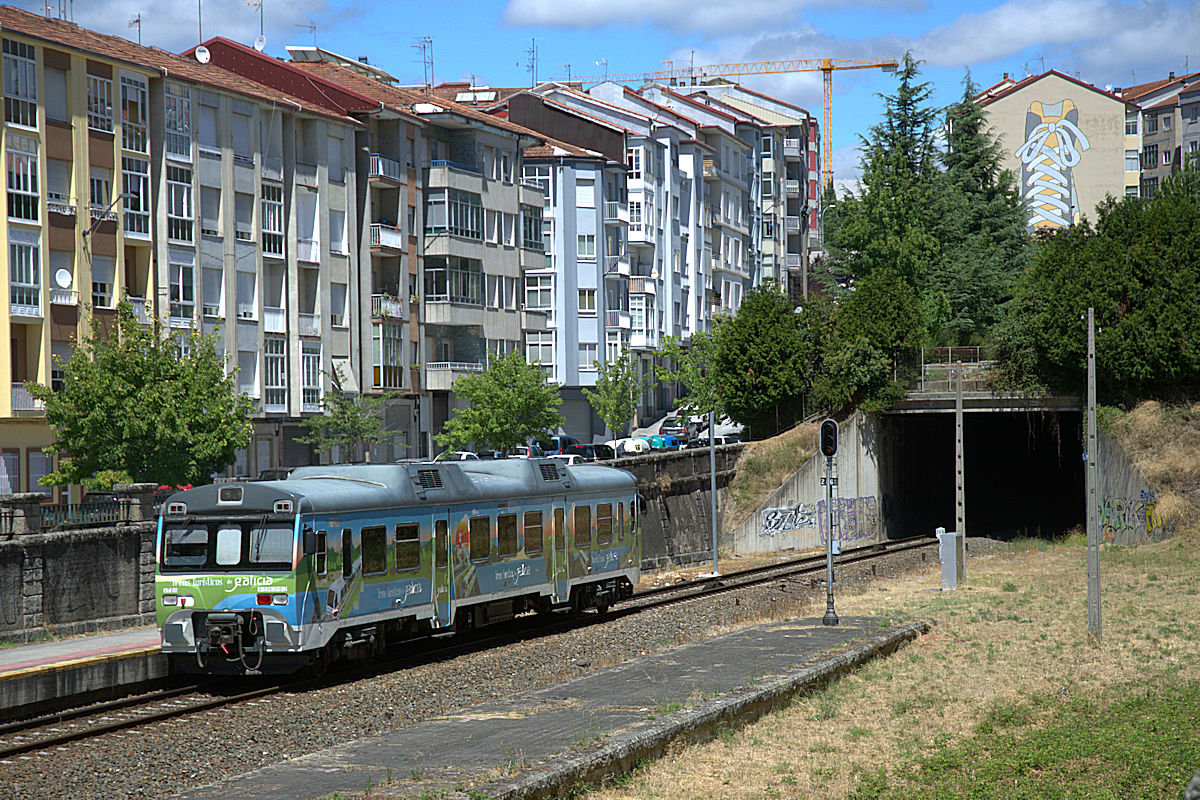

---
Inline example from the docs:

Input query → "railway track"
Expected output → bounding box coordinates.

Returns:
[0,534,936,761]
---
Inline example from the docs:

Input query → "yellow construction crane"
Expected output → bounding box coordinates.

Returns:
[566,58,898,191]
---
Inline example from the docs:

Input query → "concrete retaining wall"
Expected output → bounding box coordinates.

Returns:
[1096,428,1169,544]
[731,412,884,554]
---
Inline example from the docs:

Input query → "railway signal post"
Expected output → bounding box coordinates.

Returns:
[819,419,839,626]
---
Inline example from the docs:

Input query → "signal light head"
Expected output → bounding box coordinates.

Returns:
[819,419,838,457]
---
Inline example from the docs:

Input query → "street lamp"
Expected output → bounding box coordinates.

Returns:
[83,193,133,239]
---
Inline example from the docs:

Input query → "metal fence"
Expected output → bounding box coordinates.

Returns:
[40,499,121,531]
[917,346,998,393]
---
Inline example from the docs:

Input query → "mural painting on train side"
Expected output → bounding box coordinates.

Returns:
[759,496,880,544]
[1014,99,1091,231]
[1099,488,1168,543]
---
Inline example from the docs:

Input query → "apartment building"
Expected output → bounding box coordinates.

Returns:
[0,7,363,492]
[675,83,814,299]
[1118,71,1200,199]
[1182,81,1200,170]
[978,70,1135,231]
[217,50,547,455]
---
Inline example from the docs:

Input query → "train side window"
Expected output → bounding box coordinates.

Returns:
[469,516,490,561]
[554,508,565,551]
[618,503,625,539]
[630,502,637,535]
[362,526,387,575]
[574,505,591,547]
[395,523,420,571]
[435,520,448,569]
[597,503,613,544]
[342,529,352,579]
[497,513,518,556]
[524,511,543,554]
[315,531,327,576]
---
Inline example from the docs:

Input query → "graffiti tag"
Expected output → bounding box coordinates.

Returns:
[760,503,817,535]
[818,496,880,545]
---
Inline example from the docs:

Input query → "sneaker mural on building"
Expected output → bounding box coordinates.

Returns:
[1014,99,1091,230]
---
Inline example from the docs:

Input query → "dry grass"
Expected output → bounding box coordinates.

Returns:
[584,532,1200,800]
[1108,401,1200,530]
[725,423,818,531]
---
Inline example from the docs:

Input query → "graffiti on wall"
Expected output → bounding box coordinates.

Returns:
[760,503,817,536]
[1099,488,1168,543]
[1014,99,1091,231]
[819,496,880,544]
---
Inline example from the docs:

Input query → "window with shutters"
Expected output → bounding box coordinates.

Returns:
[91,255,114,308]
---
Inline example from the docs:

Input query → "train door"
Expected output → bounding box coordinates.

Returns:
[432,513,452,628]
[552,502,568,603]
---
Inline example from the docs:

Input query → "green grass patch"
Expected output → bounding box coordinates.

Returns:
[852,679,1200,799]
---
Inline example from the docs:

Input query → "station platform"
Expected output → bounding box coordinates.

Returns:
[0,626,166,718]
[177,616,930,800]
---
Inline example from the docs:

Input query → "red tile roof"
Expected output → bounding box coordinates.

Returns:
[1118,71,1200,101]
[0,5,355,124]
[977,69,1134,108]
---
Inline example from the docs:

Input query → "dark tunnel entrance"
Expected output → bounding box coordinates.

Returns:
[879,411,1085,541]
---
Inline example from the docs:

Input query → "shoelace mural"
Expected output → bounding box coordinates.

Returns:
[1014,99,1091,229]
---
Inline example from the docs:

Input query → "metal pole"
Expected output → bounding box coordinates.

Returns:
[822,454,838,625]
[709,409,718,576]
[954,361,966,580]
[1086,307,1101,642]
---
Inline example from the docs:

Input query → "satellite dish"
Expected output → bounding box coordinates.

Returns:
[253,35,267,52]
[55,269,72,289]
[194,45,211,64]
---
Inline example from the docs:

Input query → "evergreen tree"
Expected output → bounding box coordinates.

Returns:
[931,73,1031,344]
[30,304,253,488]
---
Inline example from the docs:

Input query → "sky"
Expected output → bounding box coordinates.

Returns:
[30,0,1200,188]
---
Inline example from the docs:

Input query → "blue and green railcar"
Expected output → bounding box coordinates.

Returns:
[155,459,639,674]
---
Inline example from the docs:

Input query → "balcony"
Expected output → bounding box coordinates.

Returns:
[90,204,117,223]
[369,153,404,184]
[784,216,801,232]
[10,286,40,318]
[629,277,656,296]
[50,288,79,306]
[702,157,721,181]
[605,309,631,329]
[429,159,481,175]
[425,361,484,392]
[261,155,283,183]
[128,295,151,324]
[297,237,320,263]
[604,254,630,277]
[784,179,800,197]
[263,306,286,333]
[47,193,76,217]
[298,313,321,338]
[783,138,801,159]
[603,201,626,224]
[371,293,404,320]
[370,223,404,252]
[11,383,43,413]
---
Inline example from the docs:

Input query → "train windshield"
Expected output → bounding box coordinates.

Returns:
[162,519,296,572]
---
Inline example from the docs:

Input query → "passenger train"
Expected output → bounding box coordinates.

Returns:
[155,458,640,674]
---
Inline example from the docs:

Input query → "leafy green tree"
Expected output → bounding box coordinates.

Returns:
[656,332,724,427]
[823,52,942,290]
[299,366,399,462]
[994,170,1200,402]
[30,303,253,488]
[930,73,1031,344]
[812,335,900,413]
[582,348,650,439]
[710,282,808,438]
[435,350,564,453]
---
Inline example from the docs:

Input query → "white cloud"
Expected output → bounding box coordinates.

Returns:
[27,0,335,55]
[504,0,918,36]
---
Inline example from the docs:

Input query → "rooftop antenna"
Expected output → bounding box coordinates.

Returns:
[525,38,539,87]
[595,58,607,81]
[248,0,264,38]
[563,63,571,83]
[412,36,434,90]
[197,0,202,44]
[294,19,317,46]
[663,58,672,85]
[128,13,141,44]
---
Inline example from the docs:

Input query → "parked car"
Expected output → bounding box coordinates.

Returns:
[504,444,545,459]
[536,434,580,456]
[687,435,740,449]
[648,434,682,451]
[606,437,649,457]
[658,416,699,441]
[566,443,615,462]
[255,468,292,482]
[548,453,585,466]
[434,450,479,461]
